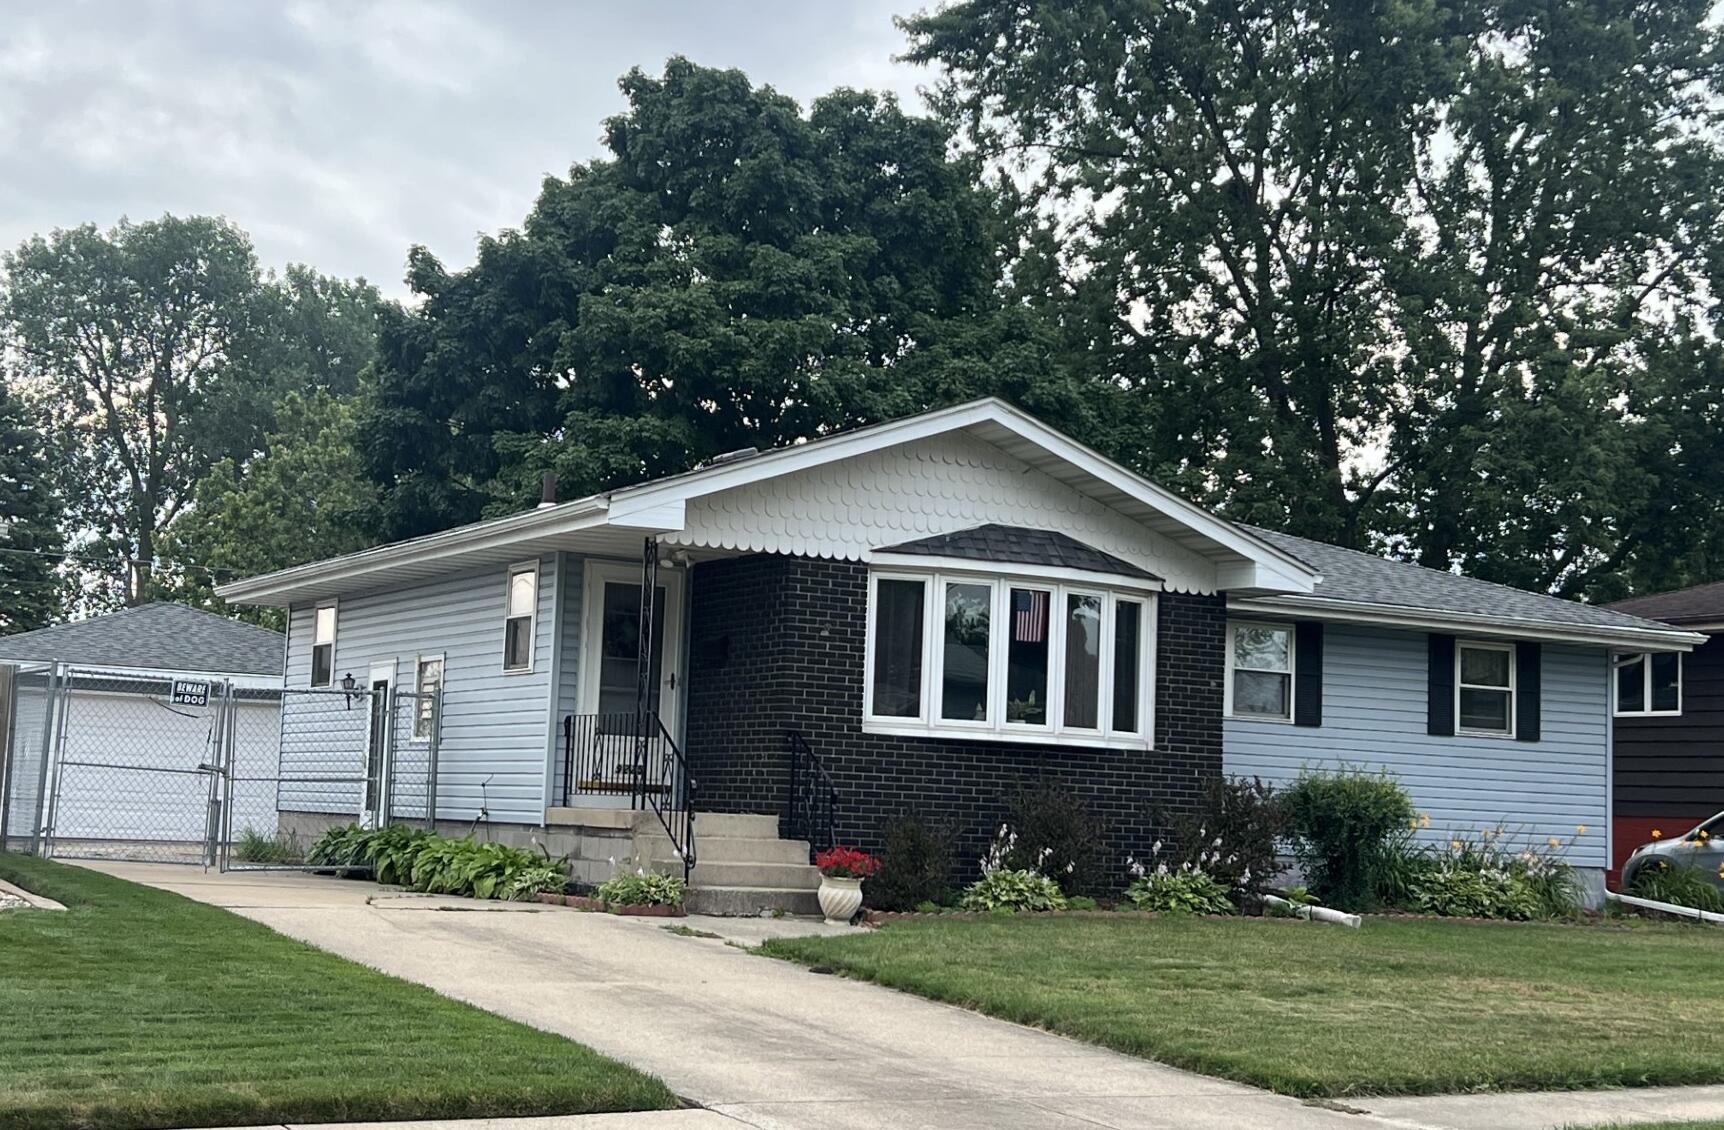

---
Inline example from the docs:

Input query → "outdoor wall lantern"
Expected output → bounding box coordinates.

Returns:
[341,672,356,709]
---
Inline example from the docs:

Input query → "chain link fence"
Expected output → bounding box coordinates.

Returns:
[0,662,438,870]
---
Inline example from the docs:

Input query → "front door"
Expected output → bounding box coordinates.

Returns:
[362,663,393,825]
[573,562,683,805]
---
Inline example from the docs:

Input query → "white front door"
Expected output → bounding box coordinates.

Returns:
[573,562,683,805]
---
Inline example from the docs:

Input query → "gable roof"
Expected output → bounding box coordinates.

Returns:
[217,398,1318,605]
[1605,580,1724,629]
[877,524,1160,581]
[0,603,284,676]
[1232,528,1702,651]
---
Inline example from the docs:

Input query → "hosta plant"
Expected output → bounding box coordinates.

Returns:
[957,825,1068,912]
[597,871,686,907]
[1123,869,1235,915]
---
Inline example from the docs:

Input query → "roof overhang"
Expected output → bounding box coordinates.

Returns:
[219,398,1319,607]
[1229,594,1708,652]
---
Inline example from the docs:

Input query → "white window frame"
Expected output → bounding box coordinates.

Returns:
[1224,620,1295,723]
[1456,638,1516,738]
[309,601,338,688]
[862,567,1157,751]
[1613,651,1683,717]
[413,652,445,740]
[503,560,538,674]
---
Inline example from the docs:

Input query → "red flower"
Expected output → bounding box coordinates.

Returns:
[815,846,881,880]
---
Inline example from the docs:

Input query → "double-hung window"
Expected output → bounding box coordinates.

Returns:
[503,563,538,672]
[1614,651,1682,716]
[1225,622,1292,721]
[1456,640,1515,736]
[414,654,444,739]
[310,604,337,688]
[866,569,1155,748]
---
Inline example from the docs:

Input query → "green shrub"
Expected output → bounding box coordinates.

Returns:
[958,867,1068,912]
[1122,870,1235,915]
[1004,783,1105,895]
[1369,829,1434,908]
[232,828,305,864]
[1628,860,1724,914]
[306,824,563,901]
[1382,826,1581,920]
[596,871,686,908]
[1282,767,1415,909]
[1171,776,1284,893]
[865,815,954,911]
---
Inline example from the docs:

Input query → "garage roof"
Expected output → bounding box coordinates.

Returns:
[0,603,284,676]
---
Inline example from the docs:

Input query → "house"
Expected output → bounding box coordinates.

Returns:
[0,603,285,858]
[1602,581,1724,874]
[215,399,1701,910]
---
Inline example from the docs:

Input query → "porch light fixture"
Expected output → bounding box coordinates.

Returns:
[341,672,356,709]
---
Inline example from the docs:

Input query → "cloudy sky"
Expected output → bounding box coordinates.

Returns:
[0,1,929,297]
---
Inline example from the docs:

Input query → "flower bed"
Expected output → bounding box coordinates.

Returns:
[534,892,686,917]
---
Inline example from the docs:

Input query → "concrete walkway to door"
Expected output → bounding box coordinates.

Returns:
[78,862,1724,1130]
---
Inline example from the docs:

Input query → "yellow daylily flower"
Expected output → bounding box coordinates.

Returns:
[1575,824,1587,835]
[1652,830,1664,840]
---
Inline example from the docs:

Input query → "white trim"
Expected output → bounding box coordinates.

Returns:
[1225,620,1295,723]
[502,560,539,674]
[541,551,568,824]
[412,652,445,741]
[1612,650,1684,717]
[863,564,1156,749]
[868,551,1165,593]
[309,600,338,688]
[1228,594,1705,653]
[364,659,395,825]
[1455,638,1516,739]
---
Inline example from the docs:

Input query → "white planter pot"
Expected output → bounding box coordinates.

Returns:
[817,875,863,925]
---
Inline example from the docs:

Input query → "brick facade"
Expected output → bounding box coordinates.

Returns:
[684,553,1225,889]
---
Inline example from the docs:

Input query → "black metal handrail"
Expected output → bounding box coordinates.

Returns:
[786,728,836,863]
[561,711,696,880]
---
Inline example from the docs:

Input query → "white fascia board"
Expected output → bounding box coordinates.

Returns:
[1217,558,1325,594]
[217,498,611,605]
[609,397,1319,593]
[865,551,1166,593]
[603,497,686,531]
[1228,594,1709,652]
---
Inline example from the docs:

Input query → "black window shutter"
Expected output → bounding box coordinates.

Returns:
[1427,633,1456,736]
[1293,621,1323,727]
[1515,642,1542,742]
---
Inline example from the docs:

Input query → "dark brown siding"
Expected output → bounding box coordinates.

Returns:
[1614,633,1724,818]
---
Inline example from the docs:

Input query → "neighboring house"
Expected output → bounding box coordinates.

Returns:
[216,399,1700,910]
[1603,581,1724,874]
[0,603,285,855]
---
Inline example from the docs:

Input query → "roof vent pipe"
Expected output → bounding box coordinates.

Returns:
[537,471,558,509]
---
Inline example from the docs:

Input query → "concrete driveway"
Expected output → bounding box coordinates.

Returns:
[76,862,1724,1130]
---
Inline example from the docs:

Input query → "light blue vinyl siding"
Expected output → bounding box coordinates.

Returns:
[1223,623,1610,868]
[281,555,558,825]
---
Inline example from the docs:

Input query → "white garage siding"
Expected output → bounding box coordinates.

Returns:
[281,554,559,825]
[1223,623,1611,869]
[47,688,281,846]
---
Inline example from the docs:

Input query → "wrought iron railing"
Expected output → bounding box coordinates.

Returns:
[561,711,696,880]
[785,728,836,863]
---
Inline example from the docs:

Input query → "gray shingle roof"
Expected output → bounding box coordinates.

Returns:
[879,524,1161,580]
[1604,580,1724,627]
[0,603,284,676]
[1244,526,1682,635]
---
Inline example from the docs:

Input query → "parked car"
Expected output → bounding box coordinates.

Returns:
[1620,812,1724,891]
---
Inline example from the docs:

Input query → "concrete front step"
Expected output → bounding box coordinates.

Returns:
[685,884,821,917]
[644,833,812,866]
[666,859,821,891]
[689,812,784,839]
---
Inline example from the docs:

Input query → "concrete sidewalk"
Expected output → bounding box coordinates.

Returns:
[85,862,1724,1130]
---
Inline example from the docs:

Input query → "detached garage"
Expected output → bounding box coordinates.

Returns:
[0,603,284,861]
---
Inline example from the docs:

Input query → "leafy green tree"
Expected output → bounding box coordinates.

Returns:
[905,0,1724,596]
[162,390,377,626]
[0,375,64,632]
[359,58,1054,540]
[1,216,262,606]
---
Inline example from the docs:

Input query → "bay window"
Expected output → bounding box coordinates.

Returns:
[864,569,1156,747]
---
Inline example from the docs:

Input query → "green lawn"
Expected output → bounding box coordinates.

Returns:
[760,915,1724,1098]
[0,855,678,1130]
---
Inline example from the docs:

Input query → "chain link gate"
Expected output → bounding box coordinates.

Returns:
[0,662,439,869]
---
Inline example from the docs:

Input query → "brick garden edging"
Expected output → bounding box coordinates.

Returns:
[534,892,686,917]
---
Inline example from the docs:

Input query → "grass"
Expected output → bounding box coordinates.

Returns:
[759,914,1724,1098]
[0,854,678,1130]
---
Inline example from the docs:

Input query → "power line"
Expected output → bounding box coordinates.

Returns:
[0,544,244,579]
